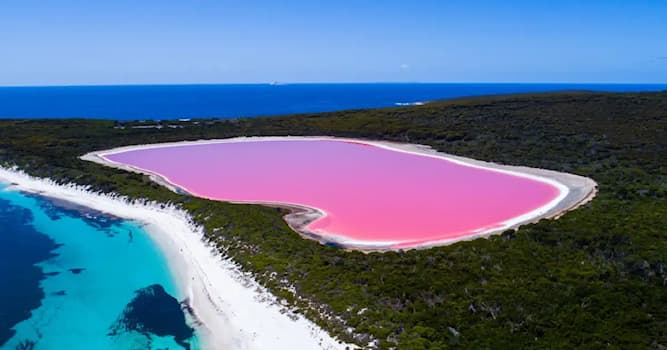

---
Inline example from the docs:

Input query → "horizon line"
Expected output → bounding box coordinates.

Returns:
[2,81,667,88]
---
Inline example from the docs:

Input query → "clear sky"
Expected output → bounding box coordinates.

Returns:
[1,0,666,85]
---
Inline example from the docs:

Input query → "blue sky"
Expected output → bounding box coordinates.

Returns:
[1,0,666,85]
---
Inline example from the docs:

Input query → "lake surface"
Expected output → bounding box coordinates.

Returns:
[0,185,199,350]
[103,139,561,248]
[0,83,665,120]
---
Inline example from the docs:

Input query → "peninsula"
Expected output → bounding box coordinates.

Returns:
[1,91,665,349]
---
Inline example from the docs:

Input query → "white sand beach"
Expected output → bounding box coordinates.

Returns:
[0,167,351,350]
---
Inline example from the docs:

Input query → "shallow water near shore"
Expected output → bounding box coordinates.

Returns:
[0,185,200,350]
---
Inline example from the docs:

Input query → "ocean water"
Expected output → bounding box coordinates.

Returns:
[0,185,200,350]
[0,83,665,120]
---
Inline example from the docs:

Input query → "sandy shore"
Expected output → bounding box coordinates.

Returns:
[83,136,598,250]
[0,167,351,350]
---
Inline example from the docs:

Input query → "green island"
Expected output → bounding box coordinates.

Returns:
[1,91,665,349]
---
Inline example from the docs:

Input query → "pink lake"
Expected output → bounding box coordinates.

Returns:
[103,139,563,248]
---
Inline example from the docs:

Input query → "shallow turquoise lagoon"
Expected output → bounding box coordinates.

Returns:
[0,185,200,350]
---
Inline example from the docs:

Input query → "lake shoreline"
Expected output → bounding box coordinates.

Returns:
[83,136,598,251]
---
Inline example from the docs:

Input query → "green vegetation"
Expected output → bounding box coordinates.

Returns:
[1,91,666,349]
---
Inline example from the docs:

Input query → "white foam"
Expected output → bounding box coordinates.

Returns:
[394,101,425,106]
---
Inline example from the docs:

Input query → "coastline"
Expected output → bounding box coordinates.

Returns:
[0,166,350,350]
[83,136,598,251]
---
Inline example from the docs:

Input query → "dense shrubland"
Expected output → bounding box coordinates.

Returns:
[1,91,666,349]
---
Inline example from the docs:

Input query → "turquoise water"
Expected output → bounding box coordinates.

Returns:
[0,185,200,349]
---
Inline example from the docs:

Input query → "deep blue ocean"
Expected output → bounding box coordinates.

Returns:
[0,185,200,350]
[0,83,665,120]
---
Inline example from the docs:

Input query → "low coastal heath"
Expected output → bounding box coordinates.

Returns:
[88,136,597,250]
[0,167,350,350]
